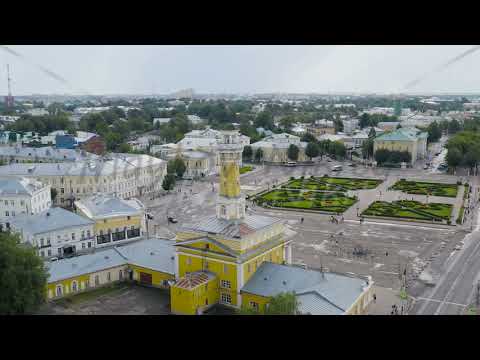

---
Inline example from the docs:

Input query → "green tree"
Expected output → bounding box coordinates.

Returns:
[448,119,461,134]
[333,118,344,133]
[287,144,299,161]
[374,149,390,164]
[427,121,442,143]
[264,292,300,315]
[243,145,253,161]
[117,143,132,153]
[362,138,374,159]
[446,147,462,170]
[50,188,58,202]
[174,157,186,178]
[305,142,319,160]
[0,232,48,314]
[254,148,264,163]
[167,159,177,174]
[301,132,317,143]
[368,127,376,138]
[162,174,176,191]
[254,111,274,130]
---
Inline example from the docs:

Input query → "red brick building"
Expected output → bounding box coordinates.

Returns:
[79,135,106,155]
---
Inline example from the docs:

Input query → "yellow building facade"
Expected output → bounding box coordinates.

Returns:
[171,131,293,314]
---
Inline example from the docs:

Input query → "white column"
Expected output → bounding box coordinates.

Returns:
[287,244,292,264]
[237,263,244,307]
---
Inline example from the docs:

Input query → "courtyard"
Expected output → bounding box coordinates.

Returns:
[37,284,171,315]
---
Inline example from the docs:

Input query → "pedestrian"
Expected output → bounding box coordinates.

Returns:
[373,293,377,303]
[385,251,388,257]
[301,217,304,223]
[341,216,344,223]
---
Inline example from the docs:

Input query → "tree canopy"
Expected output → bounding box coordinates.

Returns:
[287,144,300,161]
[0,232,48,314]
[265,292,300,315]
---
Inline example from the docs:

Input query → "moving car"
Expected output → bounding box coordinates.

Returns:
[332,165,343,172]
[167,216,178,224]
[286,161,297,167]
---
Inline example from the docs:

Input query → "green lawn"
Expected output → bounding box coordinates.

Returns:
[362,200,453,222]
[239,166,254,174]
[256,189,357,213]
[284,176,382,192]
[390,180,458,198]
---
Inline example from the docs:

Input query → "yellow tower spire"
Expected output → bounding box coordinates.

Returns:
[216,131,245,220]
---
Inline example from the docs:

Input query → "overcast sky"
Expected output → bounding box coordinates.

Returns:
[1,45,479,95]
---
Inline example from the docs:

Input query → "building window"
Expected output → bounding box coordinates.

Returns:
[82,243,85,249]
[60,188,64,194]
[107,272,111,282]
[247,263,251,273]
[186,257,192,265]
[223,264,228,274]
[5,211,8,217]
[47,249,51,257]
[87,230,91,238]
[95,275,100,286]
[10,200,14,206]
[40,250,45,257]
[72,281,78,292]
[119,270,123,280]
[88,242,91,248]
[72,233,75,240]
[40,238,44,247]
[4,200,8,206]
[56,285,63,297]
[221,280,231,289]
[47,238,51,245]
[249,301,259,311]
[221,293,232,304]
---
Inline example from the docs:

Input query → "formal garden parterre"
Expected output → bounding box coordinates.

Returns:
[255,189,357,213]
[282,175,382,192]
[390,179,458,198]
[362,200,453,224]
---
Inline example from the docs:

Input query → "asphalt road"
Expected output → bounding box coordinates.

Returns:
[410,209,480,315]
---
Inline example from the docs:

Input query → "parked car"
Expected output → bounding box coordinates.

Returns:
[167,216,178,224]
[423,165,429,170]
[286,161,297,167]
[332,165,343,172]
[50,257,59,262]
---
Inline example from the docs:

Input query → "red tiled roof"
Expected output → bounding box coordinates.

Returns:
[175,272,211,290]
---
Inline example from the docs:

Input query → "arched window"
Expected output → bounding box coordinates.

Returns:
[56,285,63,297]
[71,281,78,292]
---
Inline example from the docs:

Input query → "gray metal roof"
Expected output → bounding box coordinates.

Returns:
[241,262,368,314]
[182,214,281,239]
[0,154,165,177]
[0,176,46,196]
[115,238,176,275]
[0,146,97,162]
[46,248,126,283]
[46,237,176,283]
[10,207,94,235]
[75,194,142,219]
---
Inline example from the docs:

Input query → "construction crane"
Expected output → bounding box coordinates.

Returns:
[4,64,14,108]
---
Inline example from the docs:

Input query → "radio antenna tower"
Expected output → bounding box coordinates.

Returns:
[5,64,14,108]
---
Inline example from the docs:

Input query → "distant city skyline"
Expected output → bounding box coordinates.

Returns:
[1,45,480,96]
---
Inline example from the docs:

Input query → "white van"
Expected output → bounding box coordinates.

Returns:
[286,161,297,167]
[332,165,343,171]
